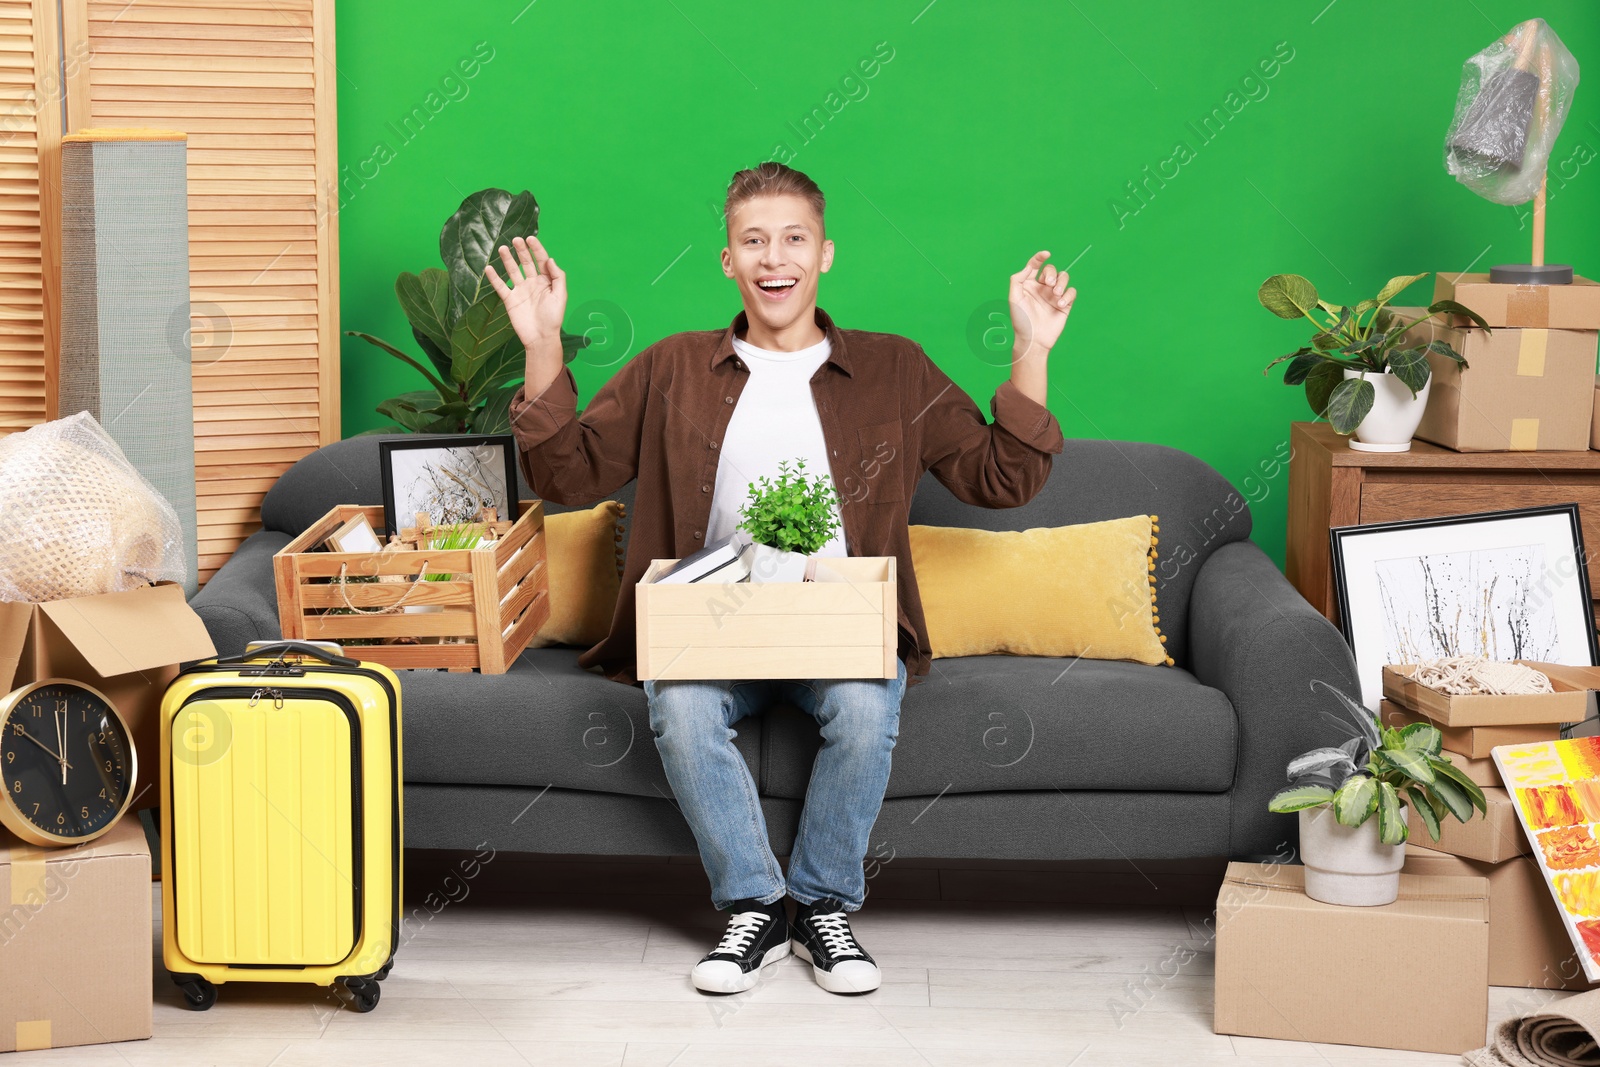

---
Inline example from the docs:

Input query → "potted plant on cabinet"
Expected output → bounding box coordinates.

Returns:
[737,459,842,584]
[1267,681,1487,906]
[1259,272,1489,452]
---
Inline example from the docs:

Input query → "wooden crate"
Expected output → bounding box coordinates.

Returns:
[273,500,549,673]
[636,556,897,680]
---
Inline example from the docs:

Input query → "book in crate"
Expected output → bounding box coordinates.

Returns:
[273,501,549,673]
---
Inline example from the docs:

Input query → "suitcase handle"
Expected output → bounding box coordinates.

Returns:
[218,640,360,668]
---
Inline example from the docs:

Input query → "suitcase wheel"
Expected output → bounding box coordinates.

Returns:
[342,976,381,1012]
[173,975,217,1011]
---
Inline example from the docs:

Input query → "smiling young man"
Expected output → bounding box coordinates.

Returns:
[490,162,1074,996]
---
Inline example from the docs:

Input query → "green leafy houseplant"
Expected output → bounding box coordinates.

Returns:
[1259,272,1491,434]
[348,188,589,435]
[421,522,483,582]
[1268,681,1488,846]
[737,459,842,555]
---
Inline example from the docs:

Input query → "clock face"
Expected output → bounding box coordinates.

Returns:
[0,680,135,844]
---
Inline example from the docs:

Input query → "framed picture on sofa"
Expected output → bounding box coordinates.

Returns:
[378,434,520,535]
[1331,503,1599,709]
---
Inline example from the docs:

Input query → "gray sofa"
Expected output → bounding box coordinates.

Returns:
[191,434,1357,862]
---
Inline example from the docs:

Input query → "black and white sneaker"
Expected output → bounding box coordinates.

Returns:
[790,899,880,995]
[691,904,792,995]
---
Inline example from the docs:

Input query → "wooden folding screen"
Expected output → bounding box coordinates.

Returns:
[60,0,341,581]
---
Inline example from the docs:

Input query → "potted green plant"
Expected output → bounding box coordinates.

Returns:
[1259,272,1489,452]
[737,459,842,584]
[1268,681,1487,906]
[348,188,590,435]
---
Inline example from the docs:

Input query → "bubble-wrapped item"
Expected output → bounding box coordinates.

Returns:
[0,410,188,602]
[1445,17,1580,206]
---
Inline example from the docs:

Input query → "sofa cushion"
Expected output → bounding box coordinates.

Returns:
[909,440,1253,669]
[399,645,760,799]
[529,500,626,649]
[760,655,1237,799]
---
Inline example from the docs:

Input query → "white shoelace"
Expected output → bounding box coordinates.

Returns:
[712,911,769,956]
[807,912,863,959]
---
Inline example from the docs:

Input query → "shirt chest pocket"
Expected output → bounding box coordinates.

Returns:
[836,418,905,505]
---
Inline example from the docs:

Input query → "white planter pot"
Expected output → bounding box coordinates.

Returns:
[1343,369,1431,453]
[1299,804,1408,906]
[746,543,810,584]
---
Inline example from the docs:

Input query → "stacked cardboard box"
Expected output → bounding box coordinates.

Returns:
[1393,274,1600,452]
[1213,862,1489,1054]
[1383,662,1595,989]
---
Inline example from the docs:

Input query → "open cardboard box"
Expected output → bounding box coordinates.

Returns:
[1383,661,1599,727]
[0,583,215,811]
[0,817,152,1051]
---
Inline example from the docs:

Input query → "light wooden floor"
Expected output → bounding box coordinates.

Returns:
[8,851,1569,1066]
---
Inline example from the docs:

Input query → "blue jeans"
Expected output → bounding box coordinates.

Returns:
[643,657,906,912]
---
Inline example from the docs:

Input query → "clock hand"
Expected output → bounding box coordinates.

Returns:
[17,727,73,770]
[54,704,66,785]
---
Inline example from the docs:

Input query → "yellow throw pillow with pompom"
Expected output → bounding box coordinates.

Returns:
[527,500,627,649]
[908,514,1171,666]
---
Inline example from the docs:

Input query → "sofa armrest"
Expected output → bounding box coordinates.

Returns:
[1189,539,1358,858]
[189,529,291,659]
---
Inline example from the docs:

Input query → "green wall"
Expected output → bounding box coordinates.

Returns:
[334,0,1600,567]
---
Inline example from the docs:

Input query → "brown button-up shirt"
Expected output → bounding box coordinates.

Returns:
[508,306,1065,689]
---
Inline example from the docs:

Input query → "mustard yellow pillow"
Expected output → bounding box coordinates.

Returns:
[528,500,626,648]
[908,515,1171,667]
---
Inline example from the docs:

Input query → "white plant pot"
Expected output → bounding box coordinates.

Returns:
[1299,804,1408,906]
[1343,369,1430,453]
[746,543,810,584]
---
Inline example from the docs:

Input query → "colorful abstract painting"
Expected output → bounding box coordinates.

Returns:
[1497,736,1600,982]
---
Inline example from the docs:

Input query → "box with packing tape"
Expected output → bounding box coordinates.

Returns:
[1404,844,1593,990]
[1433,273,1600,331]
[1391,307,1598,452]
[1213,861,1489,1055]
[0,817,151,1052]
[1382,699,1563,760]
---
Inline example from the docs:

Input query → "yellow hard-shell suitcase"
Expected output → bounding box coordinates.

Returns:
[160,640,402,1012]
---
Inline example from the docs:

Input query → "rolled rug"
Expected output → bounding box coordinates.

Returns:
[1464,990,1600,1066]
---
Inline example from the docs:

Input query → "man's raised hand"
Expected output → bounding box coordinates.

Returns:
[485,235,567,350]
[1008,250,1077,359]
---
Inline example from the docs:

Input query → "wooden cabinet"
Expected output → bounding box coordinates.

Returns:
[1286,421,1600,627]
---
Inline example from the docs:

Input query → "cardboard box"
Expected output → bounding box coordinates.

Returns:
[1592,380,1600,451]
[1392,308,1598,452]
[1433,272,1600,330]
[0,583,216,811]
[1449,752,1503,788]
[1214,861,1488,1054]
[1404,844,1593,990]
[1406,786,1530,863]
[1382,699,1562,759]
[0,817,152,1051]
[636,556,898,680]
[1384,661,1597,726]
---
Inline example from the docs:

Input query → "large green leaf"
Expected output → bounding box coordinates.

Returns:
[1333,776,1378,827]
[1423,339,1469,366]
[1428,776,1476,823]
[472,381,525,435]
[1429,757,1489,815]
[1406,785,1441,841]
[441,188,540,321]
[1258,274,1319,320]
[1375,273,1429,307]
[1387,347,1431,397]
[1324,376,1375,434]
[346,329,453,397]
[1283,351,1324,385]
[1267,784,1336,813]
[1377,745,1436,784]
[1428,298,1491,332]
[1304,362,1343,418]
[449,299,520,388]
[1377,781,1408,845]
[1397,721,1443,757]
[376,390,468,434]
[396,268,454,378]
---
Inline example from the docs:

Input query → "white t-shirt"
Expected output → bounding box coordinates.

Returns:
[704,333,847,557]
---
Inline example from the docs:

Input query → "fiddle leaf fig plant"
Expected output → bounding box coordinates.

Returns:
[349,188,590,435]
[1259,272,1491,435]
[738,459,842,555]
[1267,680,1488,846]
